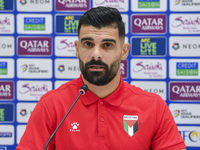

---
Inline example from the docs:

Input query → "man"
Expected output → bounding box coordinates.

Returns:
[17,7,186,150]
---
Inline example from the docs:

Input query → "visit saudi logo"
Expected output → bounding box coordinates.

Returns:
[123,115,138,137]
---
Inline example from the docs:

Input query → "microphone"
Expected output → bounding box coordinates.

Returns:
[44,84,88,150]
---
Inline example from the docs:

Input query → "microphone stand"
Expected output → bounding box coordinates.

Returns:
[44,88,86,150]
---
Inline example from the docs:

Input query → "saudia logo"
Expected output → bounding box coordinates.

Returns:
[133,61,163,72]
[172,16,200,28]
[95,0,124,5]
[0,17,10,26]
[19,83,48,94]
[57,39,75,50]
[64,16,79,33]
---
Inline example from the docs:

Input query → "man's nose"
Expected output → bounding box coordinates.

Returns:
[91,46,102,60]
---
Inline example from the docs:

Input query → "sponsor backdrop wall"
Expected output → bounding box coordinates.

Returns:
[0,0,199,149]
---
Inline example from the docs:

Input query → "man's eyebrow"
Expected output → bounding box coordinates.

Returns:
[102,39,116,44]
[81,37,93,43]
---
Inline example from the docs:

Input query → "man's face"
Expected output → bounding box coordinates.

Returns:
[75,25,127,86]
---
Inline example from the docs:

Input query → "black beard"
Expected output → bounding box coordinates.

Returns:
[79,58,120,86]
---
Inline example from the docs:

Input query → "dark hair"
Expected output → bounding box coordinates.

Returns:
[78,6,125,39]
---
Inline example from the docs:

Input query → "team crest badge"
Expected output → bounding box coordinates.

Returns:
[123,115,138,137]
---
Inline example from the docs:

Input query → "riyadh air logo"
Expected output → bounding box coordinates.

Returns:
[20,109,27,116]
[20,0,27,5]
[172,43,180,50]
[21,64,28,72]
[58,65,65,72]
[172,109,180,117]
[174,0,180,5]
[70,122,80,132]
[123,115,138,137]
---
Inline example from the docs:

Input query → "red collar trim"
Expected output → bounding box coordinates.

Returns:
[76,75,124,106]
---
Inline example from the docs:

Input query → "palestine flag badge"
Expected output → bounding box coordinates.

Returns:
[123,115,138,137]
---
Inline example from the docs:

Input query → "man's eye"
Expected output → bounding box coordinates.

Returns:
[84,42,92,47]
[104,43,112,48]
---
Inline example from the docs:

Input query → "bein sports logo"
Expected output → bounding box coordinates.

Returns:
[20,0,27,5]
[172,43,180,50]
[95,0,124,5]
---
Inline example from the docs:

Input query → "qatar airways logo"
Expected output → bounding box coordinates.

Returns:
[0,81,14,100]
[58,0,87,5]
[131,59,166,79]
[170,82,200,101]
[95,0,124,5]
[56,0,89,11]
[132,15,166,34]
[18,37,52,56]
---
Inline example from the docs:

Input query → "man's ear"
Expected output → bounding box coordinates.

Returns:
[121,43,130,60]
[75,40,79,58]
